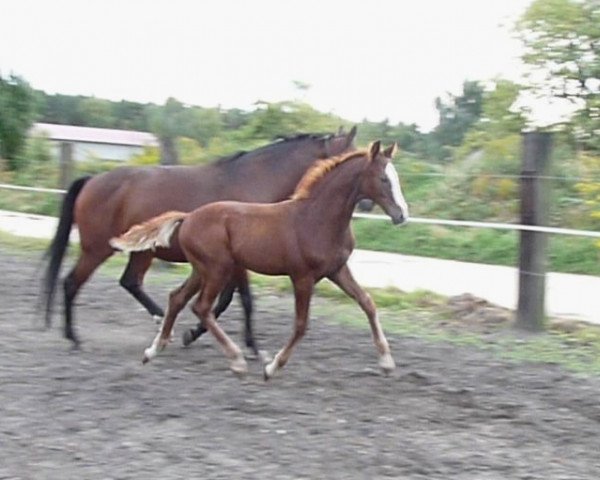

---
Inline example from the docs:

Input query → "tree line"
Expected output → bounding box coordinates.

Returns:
[1,81,487,167]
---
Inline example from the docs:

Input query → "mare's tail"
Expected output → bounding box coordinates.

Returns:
[109,211,187,253]
[41,176,91,327]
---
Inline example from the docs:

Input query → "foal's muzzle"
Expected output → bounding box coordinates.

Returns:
[387,205,408,226]
[391,213,407,226]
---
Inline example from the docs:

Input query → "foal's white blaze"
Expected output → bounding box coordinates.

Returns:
[384,163,409,219]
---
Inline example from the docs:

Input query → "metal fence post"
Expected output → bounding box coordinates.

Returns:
[516,132,552,331]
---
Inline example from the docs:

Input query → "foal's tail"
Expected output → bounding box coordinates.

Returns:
[109,211,187,253]
[41,176,91,327]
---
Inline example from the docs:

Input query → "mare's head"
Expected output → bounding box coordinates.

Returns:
[321,125,358,158]
[360,141,409,225]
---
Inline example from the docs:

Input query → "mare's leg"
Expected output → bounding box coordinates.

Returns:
[264,276,313,380]
[237,270,260,357]
[120,251,164,322]
[181,282,235,346]
[191,275,247,375]
[328,264,395,373]
[143,270,202,363]
[214,283,235,318]
[63,248,113,347]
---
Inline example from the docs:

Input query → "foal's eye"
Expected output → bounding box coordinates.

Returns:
[381,176,390,184]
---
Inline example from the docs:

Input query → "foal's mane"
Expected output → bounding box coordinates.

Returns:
[291,149,369,200]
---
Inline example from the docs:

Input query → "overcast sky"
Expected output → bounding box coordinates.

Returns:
[1,0,533,131]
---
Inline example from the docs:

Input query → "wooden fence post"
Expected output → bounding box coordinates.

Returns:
[59,142,73,190]
[516,132,552,331]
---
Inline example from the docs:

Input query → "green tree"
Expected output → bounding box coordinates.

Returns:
[113,100,149,130]
[241,100,344,141]
[179,107,224,147]
[356,119,425,154]
[221,108,250,130]
[458,79,527,156]
[147,98,185,165]
[431,80,485,160]
[517,0,599,150]
[0,73,37,169]
[38,93,86,125]
[78,97,115,128]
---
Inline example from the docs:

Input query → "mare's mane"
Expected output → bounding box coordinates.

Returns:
[291,149,370,201]
[214,132,335,165]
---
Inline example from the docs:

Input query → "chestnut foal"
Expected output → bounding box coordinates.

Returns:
[111,141,408,379]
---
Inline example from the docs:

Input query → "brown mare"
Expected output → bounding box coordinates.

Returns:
[42,128,357,349]
[111,141,409,379]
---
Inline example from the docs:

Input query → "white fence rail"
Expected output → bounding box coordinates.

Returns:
[353,213,600,239]
[0,184,66,194]
[2,182,600,239]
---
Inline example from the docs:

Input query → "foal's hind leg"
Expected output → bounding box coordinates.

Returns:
[183,269,262,359]
[120,251,165,322]
[191,275,247,375]
[328,264,395,374]
[143,270,202,364]
[182,282,235,346]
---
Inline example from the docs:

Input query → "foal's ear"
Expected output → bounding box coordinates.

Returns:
[383,143,398,158]
[368,140,381,160]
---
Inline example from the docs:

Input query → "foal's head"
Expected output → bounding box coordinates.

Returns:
[360,141,409,225]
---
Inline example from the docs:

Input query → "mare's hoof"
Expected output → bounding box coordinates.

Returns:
[258,350,272,364]
[378,353,396,375]
[67,336,82,351]
[182,329,196,347]
[244,348,270,362]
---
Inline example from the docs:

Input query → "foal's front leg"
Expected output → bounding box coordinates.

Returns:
[142,271,202,364]
[328,264,395,374]
[264,276,314,380]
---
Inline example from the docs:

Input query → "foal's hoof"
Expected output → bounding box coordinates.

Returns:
[182,329,196,347]
[378,353,396,375]
[263,361,278,381]
[230,356,248,377]
[142,346,157,364]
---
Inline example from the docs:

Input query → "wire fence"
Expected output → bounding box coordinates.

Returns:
[2,182,600,239]
[398,171,600,182]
